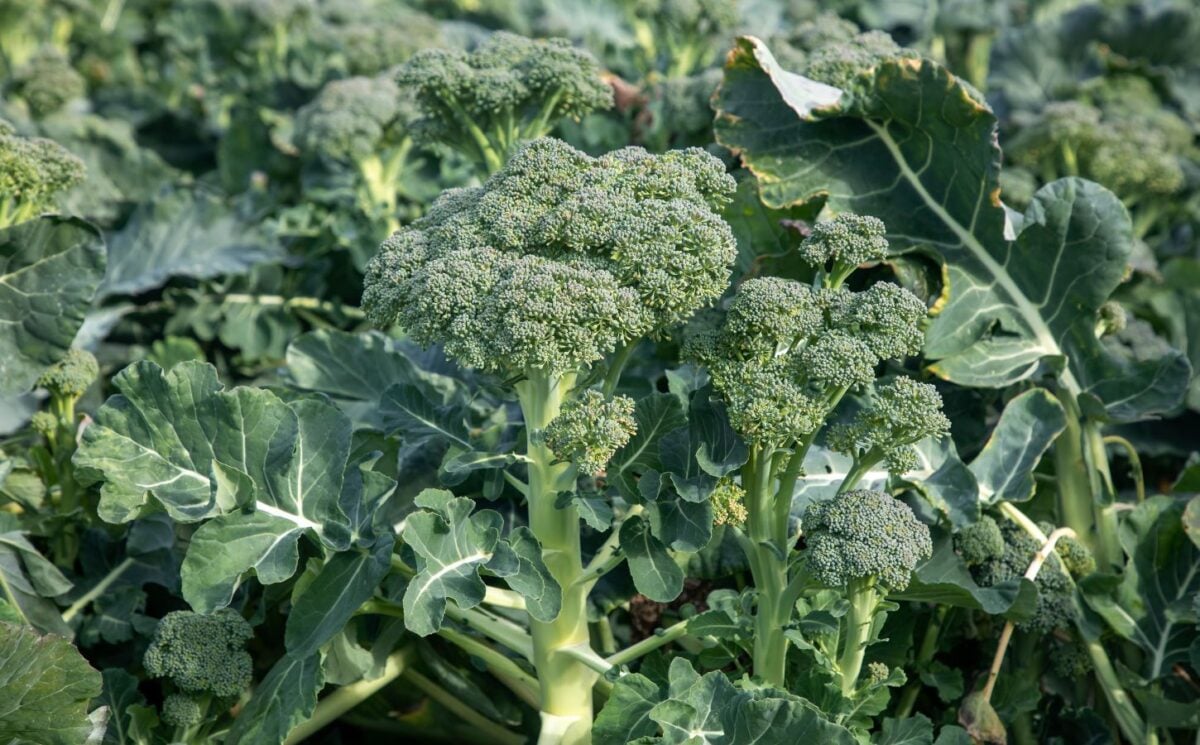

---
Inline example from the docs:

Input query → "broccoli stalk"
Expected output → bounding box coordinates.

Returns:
[30,349,99,520]
[363,137,736,743]
[682,214,945,686]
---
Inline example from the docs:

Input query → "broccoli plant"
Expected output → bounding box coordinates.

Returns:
[0,118,85,229]
[618,0,740,79]
[28,348,98,516]
[293,75,417,234]
[682,213,947,685]
[396,32,612,174]
[143,609,255,743]
[363,136,736,742]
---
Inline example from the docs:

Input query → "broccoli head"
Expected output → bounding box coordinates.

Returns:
[710,477,747,526]
[973,519,1077,634]
[143,609,254,698]
[10,47,87,118]
[1049,640,1094,678]
[397,32,612,173]
[801,30,917,90]
[827,376,951,476]
[36,348,99,400]
[0,120,86,229]
[953,514,1005,567]
[315,0,444,76]
[363,137,737,375]
[161,692,206,728]
[542,390,636,475]
[294,76,411,166]
[681,215,932,448]
[1054,533,1096,577]
[803,489,932,592]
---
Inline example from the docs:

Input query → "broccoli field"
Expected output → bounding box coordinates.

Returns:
[3,0,1200,743]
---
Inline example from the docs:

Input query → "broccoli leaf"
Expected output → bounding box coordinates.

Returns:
[610,394,688,499]
[714,37,1190,420]
[284,538,394,656]
[0,623,103,745]
[968,388,1067,504]
[619,514,684,602]
[0,530,73,635]
[225,652,324,745]
[0,217,105,396]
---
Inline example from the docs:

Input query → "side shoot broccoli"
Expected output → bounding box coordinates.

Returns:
[681,213,946,687]
[804,489,932,696]
[620,0,740,79]
[143,609,254,742]
[0,118,85,229]
[31,349,98,513]
[9,46,87,118]
[971,518,1078,634]
[363,136,736,730]
[293,75,416,233]
[396,33,612,174]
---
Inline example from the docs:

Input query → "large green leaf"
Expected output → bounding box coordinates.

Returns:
[620,514,684,603]
[0,623,103,745]
[968,388,1066,504]
[99,186,283,298]
[594,673,661,745]
[284,539,393,656]
[610,394,687,499]
[713,37,1189,420]
[1082,496,1199,680]
[225,652,323,745]
[650,658,738,745]
[0,217,105,395]
[0,531,73,635]
[74,361,380,612]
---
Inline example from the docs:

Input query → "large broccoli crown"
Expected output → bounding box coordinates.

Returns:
[11,47,87,118]
[803,489,932,591]
[542,390,636,475]
[143,609,254,698]
[827,376,951,475]
[680,214,930,447]
[0,120,86,227]
[363,137,737,374]
[293,75,411,164]
[972,519,1077,633]
[396,32,611,164]
[36,348,99,399]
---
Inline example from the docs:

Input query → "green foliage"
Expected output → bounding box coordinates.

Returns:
[363,136,736,375]
[143,609,253,697]
[9,47,86,118]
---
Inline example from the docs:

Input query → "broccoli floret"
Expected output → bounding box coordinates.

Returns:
[363,137,736,376]
[397,33,612,173]
[36,348,99,400]
[160,692,206,728]
[954,514,1005,567]
[801,31,917,90]
[804,489,932,592]
[827,376,951,476]
[803,489,932,694]
[710,477,747,526]
[293,75,416,229]
[0,120,86,229]
[973,519,1077,634]
[315,0,444,76]
[621,0,740,78]
[1049,640,1094,678]
[10,47,86,118]
[542,391,636,475]
[143,609,254,698]
[1054,533,1096,577]
[798,214,890,287]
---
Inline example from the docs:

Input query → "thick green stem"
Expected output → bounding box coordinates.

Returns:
[838,579,880,697]
[1054,392,1120,569]
[742,446,791,686]
[404,668,528,745]
[284,648,412,744]
[605,619,690,667]
[894,605,949,718]
[516,371,595,745]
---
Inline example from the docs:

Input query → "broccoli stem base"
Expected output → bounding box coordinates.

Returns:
[516,370,596,745]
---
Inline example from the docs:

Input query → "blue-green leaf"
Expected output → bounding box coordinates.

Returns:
[968,389,1066,504]
[620,514,684,602]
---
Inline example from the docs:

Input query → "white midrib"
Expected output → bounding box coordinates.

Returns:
[863,120,1084,398]
[413,552,493,598]
[255,501,320,531]
[1150,561,1198,677]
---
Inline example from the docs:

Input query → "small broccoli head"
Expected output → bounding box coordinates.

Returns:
[973,520,1077,633]
[1095,301,1128,338]
[294,76,410,165]
[1049,640,1094,678]
[721,277,823,358]
[0,122,86,228]
[316,1,443,76]
[954,514,1005,567]
[397,33,612,170]
[37,349,99,400]
[827,376,951,475]
[1054,533,1096,577]
[710,476,747,526]
[803,489,932,592]
[798,214,890,287]
[542,391,636,475]
[161,692,206,728]
[11,47,86,118]
[802,31,916,90]
[363,137,736,375]
[143,609,254,698]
